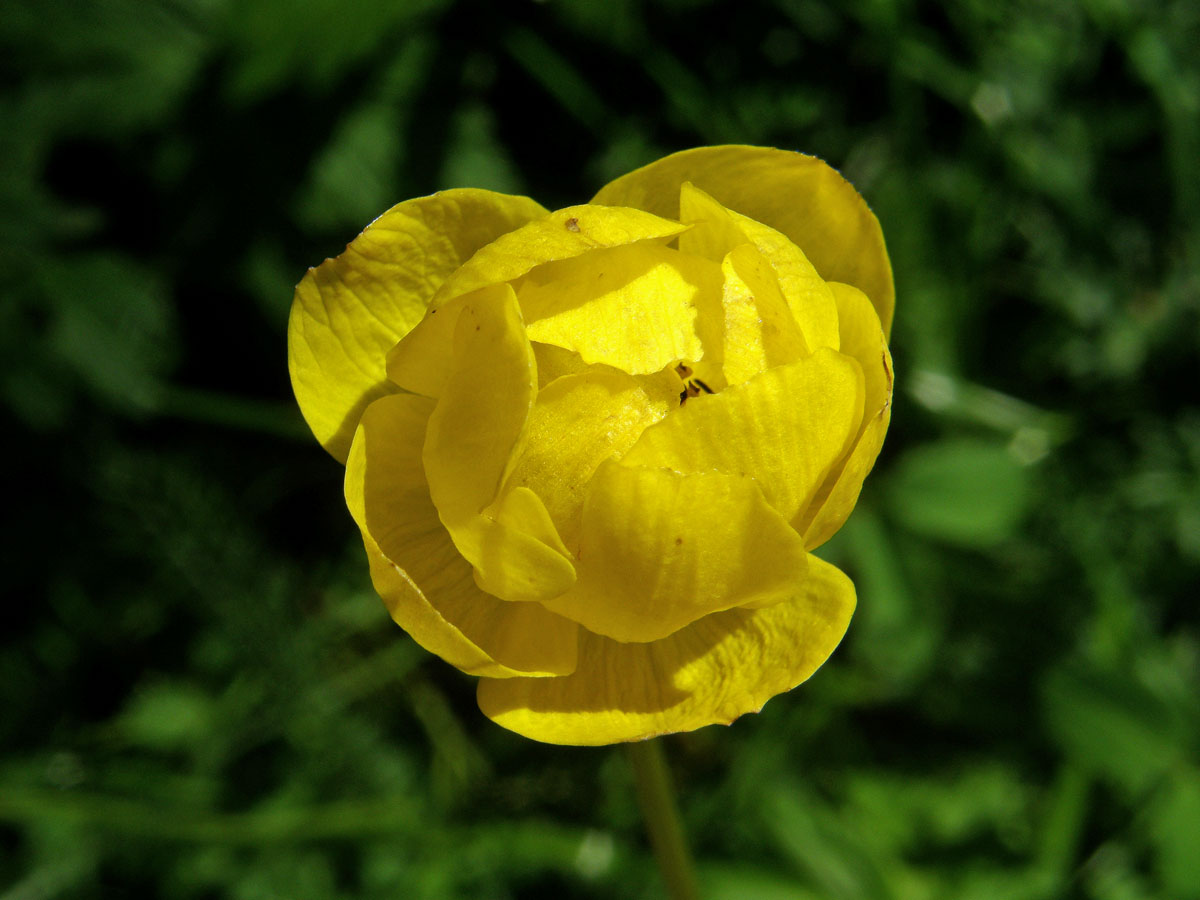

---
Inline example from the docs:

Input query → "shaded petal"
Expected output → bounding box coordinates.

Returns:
[468,493,577,604]
[679,182,839,353]
[289,189,547,460]
[532,342,591,388]
[346,394,577,677]
[592,145,894,336]
[504,369,672,551]
[623,348,865,526]
[718,243,809,386]
[421,284,575,603]
[478,555,855,744]
[422,284,535,525]
[539,462,809,642]
[827,282,891,427]
[388,205,687,396]
[518,243,716,375]
[801,283,894,549]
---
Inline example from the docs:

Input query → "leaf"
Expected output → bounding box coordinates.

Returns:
[294,102,403,233]
[1149,767,1200,899]
[885,438,1032,547]
[1041,663,1185,795]
[119,682,216,751]
[41,253,177,415]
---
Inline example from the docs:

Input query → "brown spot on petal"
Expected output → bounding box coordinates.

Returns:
[565,217,580,232]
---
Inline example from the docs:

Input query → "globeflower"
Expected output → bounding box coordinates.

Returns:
[289,146,893,745]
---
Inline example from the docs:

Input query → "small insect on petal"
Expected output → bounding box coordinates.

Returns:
[565,217,581,232]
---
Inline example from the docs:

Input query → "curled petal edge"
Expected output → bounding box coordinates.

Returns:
[477,555,856,744]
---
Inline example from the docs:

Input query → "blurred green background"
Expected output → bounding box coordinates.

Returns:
[3,0,1198,897]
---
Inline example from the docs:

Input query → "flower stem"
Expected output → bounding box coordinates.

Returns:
[626,739,700,900]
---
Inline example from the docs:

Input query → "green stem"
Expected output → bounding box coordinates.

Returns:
[626,739,700,900]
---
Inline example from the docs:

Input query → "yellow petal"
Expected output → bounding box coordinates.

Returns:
[538,462,809,643]
[593,145,894,337]
[465,498,578,604]
[477,555,855,744]
[801,283,894,549]
[718,243,810,386]
[346,394,577,677]
[531,342,590,388]
[827,282,892,426]
[518,243,716,375]
[623,348,865,527]
[289,189,548,460]
[679,182,839,353]
[503,369,672,551]
[422,285,533,523]
[422,284,576,603]
[388,205,688,396]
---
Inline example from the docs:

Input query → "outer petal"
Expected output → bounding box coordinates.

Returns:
[388,205,687,396]
[422,284,576,603]
[592,145,894,336]
[539,462,810,642]
[346,394,578,678]
[678,182,839,353]
[503,369,672,551]
[477,555,855,744]
[289,189,548,460]
[623,348,865,527]
[801,283,894,549]
[518,243,715,375]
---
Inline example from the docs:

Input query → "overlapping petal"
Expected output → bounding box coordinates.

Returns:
[718,243,809,386]
[422,284,576,603]
[593,145,894,336]
[538,461,810,643]
[801,283,894,549]
[387,205,687,396]
[679,183,839,353]
[517,243,718,375]
[502,368,672,551]
[477,555,856,744]
[346,394,578,678]
[623,348,865,527]
[289,189,547,460]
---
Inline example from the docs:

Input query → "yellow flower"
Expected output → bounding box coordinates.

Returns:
[288,146,894,745]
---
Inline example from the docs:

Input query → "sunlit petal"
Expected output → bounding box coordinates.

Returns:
[519,243,718,375]
[679,182,839,353]
[593,145,893,335]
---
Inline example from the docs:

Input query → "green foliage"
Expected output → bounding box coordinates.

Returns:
[885,438,1032,547]
[2,0,1198,897]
